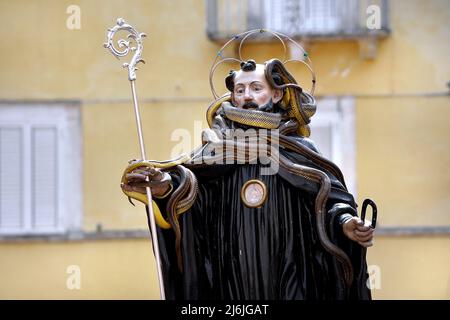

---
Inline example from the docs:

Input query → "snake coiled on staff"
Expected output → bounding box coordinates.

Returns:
[121,159,198,272]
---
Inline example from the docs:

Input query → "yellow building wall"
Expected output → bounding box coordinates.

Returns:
[369,236,450,299]
[357,96,450,226]
[0,0,449,299]
[0,236,448,300]
[0,240,160,299]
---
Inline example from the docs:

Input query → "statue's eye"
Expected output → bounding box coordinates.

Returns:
[235,87,244,94]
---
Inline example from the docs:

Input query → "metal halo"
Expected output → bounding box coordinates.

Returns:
[208,28,317,99]
[238,29,287,62]
[283,59,316,95]
[209,30,254,98]
[209,57,242,99]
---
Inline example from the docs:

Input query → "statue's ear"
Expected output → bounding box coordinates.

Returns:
[225,71,235,92]
[272,89,283,104]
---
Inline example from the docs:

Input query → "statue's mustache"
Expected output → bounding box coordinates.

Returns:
[242,102,259,109]
[241,100,274,112]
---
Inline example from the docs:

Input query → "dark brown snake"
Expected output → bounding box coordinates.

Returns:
[122,111,355,286]
[191,118,354,286]
[165,165,197,272]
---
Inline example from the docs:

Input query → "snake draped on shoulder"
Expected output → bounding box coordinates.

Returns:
[121,96,371,299]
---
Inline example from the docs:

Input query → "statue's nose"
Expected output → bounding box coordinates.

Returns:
[243,87,253,100]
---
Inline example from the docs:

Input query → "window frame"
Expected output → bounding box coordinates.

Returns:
[310,96,357,197]
[0,103,82,235]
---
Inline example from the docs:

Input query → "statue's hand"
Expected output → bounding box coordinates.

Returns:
[342,217,374,247]
[121,161,172,197]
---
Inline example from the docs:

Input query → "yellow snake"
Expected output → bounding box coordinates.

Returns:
[121,96,354,286]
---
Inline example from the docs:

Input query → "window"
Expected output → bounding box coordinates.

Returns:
[265,0,342,34]
[0,104,82,235]
[206,0,389,40]
[309,97,356,196]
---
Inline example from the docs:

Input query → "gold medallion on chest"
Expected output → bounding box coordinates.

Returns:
[241,179,268,208]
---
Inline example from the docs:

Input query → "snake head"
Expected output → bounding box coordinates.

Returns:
[128,158,140,164]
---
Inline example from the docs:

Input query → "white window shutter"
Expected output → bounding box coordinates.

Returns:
[265,0,342,34]
[0,128,24,230]
[310,97,357,197]
[310,125,333,159]
[305,0,341,33]
[0,104,81,235]
[32,127,58,229]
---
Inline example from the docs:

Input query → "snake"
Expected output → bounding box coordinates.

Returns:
[165,165,197,272]
[121,100,355,287]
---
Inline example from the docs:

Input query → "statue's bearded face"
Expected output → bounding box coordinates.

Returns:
[232,64,283,111]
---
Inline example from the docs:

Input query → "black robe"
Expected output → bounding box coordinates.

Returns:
[153,137,371,300]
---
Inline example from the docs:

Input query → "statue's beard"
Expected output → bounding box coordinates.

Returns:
[228,99,279,130]
[241,99,275,113]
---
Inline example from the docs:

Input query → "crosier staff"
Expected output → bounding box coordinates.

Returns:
[103,18,165,300]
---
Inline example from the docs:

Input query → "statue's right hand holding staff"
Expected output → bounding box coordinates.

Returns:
[121,160,172,197]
